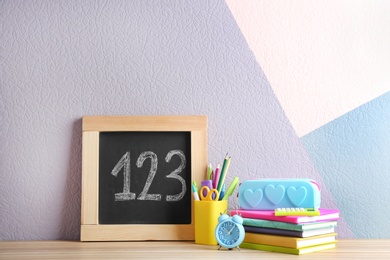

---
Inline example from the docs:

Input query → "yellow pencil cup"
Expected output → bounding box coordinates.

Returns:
[194,200,228,245]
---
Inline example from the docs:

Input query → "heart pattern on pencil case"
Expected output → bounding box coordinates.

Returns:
[244,189,263,208]
[287,186,307,206]
[264,184,285,205]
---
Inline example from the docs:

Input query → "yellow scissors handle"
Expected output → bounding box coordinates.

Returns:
[200,186,219,201]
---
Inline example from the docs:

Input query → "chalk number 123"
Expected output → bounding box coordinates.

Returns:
[110,150,187,202]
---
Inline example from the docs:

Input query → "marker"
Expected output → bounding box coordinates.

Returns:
[213,164,220,189]
[210,169,214,186]
[192,184,200,201]
[222,176,240,200]
[207,163,212,180]
[219,184,226,201]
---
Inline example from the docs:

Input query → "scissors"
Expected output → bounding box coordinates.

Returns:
[200,186,219,201]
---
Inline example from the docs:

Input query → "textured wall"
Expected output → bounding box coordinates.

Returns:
[301,93,390,238]
[226,0,390,137]
[1,0,388,240]
[225,0,390,239]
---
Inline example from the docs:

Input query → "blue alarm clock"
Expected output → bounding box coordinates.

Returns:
[214,213,245,250]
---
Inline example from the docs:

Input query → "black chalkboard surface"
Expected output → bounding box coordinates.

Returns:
[99,131,191,224]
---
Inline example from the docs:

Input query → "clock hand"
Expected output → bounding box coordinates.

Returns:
[227,226,235,235]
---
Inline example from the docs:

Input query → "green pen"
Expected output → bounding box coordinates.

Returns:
[222,176,240,200]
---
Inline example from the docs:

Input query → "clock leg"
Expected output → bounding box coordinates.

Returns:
[236,246,241,251]
[218,245,222,250]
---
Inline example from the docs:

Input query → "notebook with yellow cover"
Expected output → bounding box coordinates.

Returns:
[244,232,337,248]
[241,241,337,255]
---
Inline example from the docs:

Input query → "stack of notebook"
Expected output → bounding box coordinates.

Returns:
[231,208,339,255]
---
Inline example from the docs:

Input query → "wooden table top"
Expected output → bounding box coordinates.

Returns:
[0,239,389,259]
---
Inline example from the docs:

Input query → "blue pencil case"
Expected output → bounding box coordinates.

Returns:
[238,179,321,210]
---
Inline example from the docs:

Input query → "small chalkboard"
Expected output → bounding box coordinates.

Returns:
[81,116,207,241]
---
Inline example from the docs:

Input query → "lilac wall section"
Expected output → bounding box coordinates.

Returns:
[1,1,320,240]
[301,92,390,238]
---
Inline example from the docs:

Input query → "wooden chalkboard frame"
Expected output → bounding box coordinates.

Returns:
[81,115,207,241]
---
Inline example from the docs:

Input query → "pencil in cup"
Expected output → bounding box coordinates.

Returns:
[217,154,231,194]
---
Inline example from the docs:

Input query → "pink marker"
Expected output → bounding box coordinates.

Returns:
[213,164,220,189]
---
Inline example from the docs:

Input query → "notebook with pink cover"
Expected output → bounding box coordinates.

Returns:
[231,208,339,224]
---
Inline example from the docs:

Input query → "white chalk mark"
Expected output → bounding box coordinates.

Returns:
[111,151,136,201]
[165,150,187,202]
[136,151,162,201]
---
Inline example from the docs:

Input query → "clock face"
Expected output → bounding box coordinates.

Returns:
[217,221,241,246]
